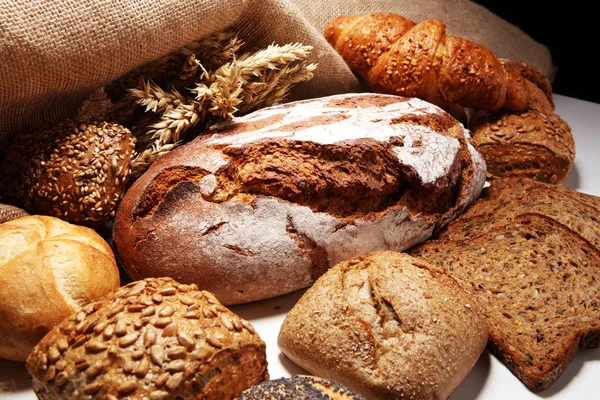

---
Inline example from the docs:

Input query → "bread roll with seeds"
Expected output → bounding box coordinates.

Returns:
[26,277,268,400]
[237,375,365,399]
[464,61,574,185]
[0,120,136,226]
[0,215,120,361]
[468,87,574,184]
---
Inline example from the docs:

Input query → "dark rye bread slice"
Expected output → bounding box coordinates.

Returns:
[435,181,600,249]
[408,213,600,392]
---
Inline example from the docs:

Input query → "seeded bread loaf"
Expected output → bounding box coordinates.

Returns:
[475,176,600,212]
[0,215,120,361]
[113,93,486,305]
[26,277,268,399]
[237,375,365,399]
[408,213,600,391]
[0,120,136,226]
[277,251,488,400]
[468,106,574,184]
[467,65,574,185]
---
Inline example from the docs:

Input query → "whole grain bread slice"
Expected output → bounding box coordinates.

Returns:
[408,213,600,392]
[435,183,600,249]
[476,177,600,212]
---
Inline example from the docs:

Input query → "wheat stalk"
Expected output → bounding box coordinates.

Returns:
[238,61,317,113]
[119,32,316,179]
[129,80,186,114]
[130,141,180,179]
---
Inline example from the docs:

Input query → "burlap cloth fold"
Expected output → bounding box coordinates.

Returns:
[0,0,553,150]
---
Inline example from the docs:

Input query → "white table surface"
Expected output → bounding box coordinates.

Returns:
[1,94,599,399]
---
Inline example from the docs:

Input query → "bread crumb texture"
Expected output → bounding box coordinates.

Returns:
[409,177,600,391]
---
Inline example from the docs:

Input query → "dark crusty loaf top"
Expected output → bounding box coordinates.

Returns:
[113,93,486,305]
[408,213,600,392]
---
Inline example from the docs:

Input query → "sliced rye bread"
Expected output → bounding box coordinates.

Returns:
[435,183,600,249]
[407,213,600,392]
[477,177,600,212]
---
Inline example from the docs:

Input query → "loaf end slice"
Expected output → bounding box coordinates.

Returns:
[409,213,600,391]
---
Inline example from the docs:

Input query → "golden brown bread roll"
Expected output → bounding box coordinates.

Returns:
[0,120,136,226]
[26,277,268,399]
[278,251,488,400]
[324,12,542,112]
[0,215,120,361]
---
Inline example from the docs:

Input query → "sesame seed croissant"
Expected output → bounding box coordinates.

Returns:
[325,12,549,112]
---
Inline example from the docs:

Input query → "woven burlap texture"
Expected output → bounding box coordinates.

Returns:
[0,0,553,149]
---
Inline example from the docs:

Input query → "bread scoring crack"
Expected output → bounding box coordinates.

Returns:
[132,166,211,221]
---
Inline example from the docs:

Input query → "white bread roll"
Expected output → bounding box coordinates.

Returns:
[26,277,268,399]
[0,215,120,361]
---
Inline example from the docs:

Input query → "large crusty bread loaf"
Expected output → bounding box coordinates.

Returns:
[408,213,600,391]
[113,93,486,305]
[0,215,120,361]
[277,251,488,400]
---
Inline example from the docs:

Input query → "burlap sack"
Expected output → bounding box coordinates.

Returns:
[0,0,553,150]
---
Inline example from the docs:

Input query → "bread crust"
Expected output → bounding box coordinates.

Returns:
[325,12,536,112]
[0,120,135,226]
[277,251,488,400]
[237,375,365,399]
[469,104,575,184]
[0,215,120,361]
[113,93,486,305]
[26,277,268,399]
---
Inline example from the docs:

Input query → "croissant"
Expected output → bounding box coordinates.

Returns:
[325,12,548,112]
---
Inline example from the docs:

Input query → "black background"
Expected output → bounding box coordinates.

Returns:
[472,1,597,104]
